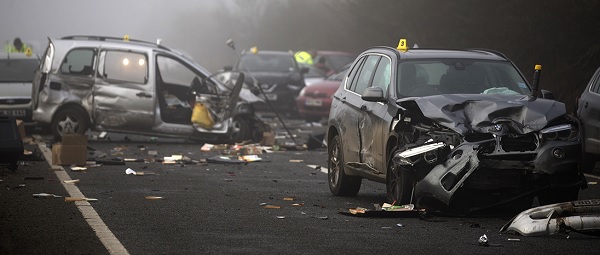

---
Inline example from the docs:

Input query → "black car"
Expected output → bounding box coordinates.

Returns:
[326,41,585,214]
[576,66,600,173]
[236,50,307,114]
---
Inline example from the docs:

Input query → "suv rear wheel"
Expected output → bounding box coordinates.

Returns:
[51,107,89,139]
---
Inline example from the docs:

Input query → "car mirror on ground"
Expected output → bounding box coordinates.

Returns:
[361,86,386,102]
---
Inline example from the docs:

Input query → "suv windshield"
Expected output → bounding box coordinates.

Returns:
[397,60,530,97]
[0,59,39,82]
[239,53,296,72]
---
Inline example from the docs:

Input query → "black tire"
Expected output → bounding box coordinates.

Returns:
[230,116,251,143]
[386,148,413,205]
[328,135,362,196]
[51,107,89,139]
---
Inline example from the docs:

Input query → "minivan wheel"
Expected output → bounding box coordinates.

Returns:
[51,108,89,139]
[328,135,361,196]
[386,149,413,205]
[231,116,251,143]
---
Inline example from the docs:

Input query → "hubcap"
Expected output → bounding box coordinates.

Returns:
[58,115,79,134]
[329,141,340,187]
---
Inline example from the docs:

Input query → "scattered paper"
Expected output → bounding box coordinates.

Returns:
[70,166,87,171]
[145,196,163,200]
[63,179,80,184]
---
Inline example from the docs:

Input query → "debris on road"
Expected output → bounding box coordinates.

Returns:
[63,179,80,184]
[145,196,163,200]
[65,197,98,202]
[500,199,600,237]
[340,203,424,218]
[32,193,61,198]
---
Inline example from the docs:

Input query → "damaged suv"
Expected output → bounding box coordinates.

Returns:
[31,36,265,143]
[326,41,585,214]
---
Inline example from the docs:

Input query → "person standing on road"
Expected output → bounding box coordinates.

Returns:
[5,37,28,53]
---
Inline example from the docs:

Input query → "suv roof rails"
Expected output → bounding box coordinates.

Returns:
[467,48,508,59]
[60,35,171,51]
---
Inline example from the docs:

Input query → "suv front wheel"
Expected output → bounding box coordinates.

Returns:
[51,107,89,139]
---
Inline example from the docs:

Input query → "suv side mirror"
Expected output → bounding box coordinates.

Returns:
[540,89,555,100]
[362,86,386,102]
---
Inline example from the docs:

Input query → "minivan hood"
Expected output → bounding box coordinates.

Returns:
[405,94,566,134]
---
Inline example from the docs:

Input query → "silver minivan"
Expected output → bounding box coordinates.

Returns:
[0,52,40,123]
[31,36,265,143]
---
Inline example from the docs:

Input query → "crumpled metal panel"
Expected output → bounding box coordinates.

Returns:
[359,109,375,169]
[500,199,600,236]
[412,94,566,134]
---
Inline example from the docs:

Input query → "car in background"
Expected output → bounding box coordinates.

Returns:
[299,50,356,86]
[296,64,349,122]
[576,66,600,173]
[312,51,356,73]
[31,35,265,143]
[0,52,40,124]
[326,41,584,215]
[236,50,307,115]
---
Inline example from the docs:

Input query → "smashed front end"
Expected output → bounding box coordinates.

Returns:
[393,94,585,214]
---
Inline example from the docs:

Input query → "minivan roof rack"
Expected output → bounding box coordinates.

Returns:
[60,35,170,50]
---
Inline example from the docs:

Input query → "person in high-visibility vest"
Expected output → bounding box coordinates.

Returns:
[294,51,313,65]
[5,37,28,53]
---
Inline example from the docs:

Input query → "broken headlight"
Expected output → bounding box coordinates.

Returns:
[539,124,578,142]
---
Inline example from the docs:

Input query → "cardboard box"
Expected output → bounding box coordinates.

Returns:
[52,134,88,165]
[15,119,26,141]
[260,131,275,146]
[61,134,88,146]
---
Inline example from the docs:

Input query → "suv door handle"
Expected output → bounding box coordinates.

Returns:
[360,105,367,111]
[136,92,152,98]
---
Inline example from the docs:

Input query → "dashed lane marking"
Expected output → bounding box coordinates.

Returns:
[36,136,129,255]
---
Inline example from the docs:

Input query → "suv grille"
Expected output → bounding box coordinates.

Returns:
[501,133,537,152]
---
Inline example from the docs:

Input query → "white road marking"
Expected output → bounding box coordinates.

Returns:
[36,136,129,255]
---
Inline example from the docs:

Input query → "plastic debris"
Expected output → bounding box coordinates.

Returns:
[264,205,281,209]
[276,216,286,219]
[33,193,62,198]
[70,166,87,171]
[126,168,155,176]
[478,234,489,246]
[396,223,404,227]
[289,159,304,163]
[382,203,415,211]
[65,197,98,202]
[63,179,80,184]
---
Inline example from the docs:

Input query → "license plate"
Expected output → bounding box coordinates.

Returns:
[0,109,26,117]
[305,99,322,106]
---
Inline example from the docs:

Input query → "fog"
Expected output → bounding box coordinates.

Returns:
[2,0,599,111]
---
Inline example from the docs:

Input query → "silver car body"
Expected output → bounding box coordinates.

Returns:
[31,36,263,142]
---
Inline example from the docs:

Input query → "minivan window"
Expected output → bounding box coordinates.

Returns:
[101,51,147,84]
[157,55,197,87]
[60,48,95,76]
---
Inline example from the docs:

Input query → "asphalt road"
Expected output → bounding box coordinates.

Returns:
[2,116,600,255]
